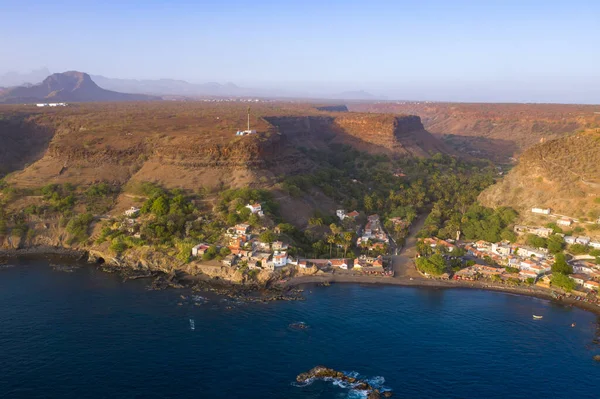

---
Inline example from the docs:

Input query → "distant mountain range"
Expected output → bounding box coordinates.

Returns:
[90,75,257,97]
[0,69,379,100]
[0,71,158,103]
[0,68,52,87]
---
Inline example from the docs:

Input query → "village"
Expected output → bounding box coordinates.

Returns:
[418,206,600,300]
[119,202,398,278]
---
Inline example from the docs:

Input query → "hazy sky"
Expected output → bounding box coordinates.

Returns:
[2,0,599,102]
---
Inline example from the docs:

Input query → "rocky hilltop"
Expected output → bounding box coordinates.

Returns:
[0,71,159,103]
[352,102,600,162]
[0,102,452,188]
[479,130,600,219]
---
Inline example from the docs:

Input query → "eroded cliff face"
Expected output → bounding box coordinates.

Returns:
[479,131,600,218]
[266,114,452,157]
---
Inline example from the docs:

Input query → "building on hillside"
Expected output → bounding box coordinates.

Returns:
[589,241,600,249]
[246,203,263,215]
[222,254,238,267]
[519,269,538,280]
[491,243,512,256]
[272,241,288,251]
[584,281,600,291]
[516,247,547,259]
[272,252,288,268]
[564,236,577,245]
[124,207,140,217]
[531,208,551,215]
[531,227,553,238]
[336,210,347,221]
[329,259,350,270]
[234,223,250,235]
[347,210,360,220]
[570,274,587,285]
[557,218,572,227]
[576,236,591,245]
[192,243,211,257]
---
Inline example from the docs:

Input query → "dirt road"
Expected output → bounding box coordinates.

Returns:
[392,214,427,280]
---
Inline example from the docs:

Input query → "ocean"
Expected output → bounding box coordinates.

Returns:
[1,257,599,398]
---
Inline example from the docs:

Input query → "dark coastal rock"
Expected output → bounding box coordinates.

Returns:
[367,390,381,399]
[289,322,309,330]
[296,366,392,396]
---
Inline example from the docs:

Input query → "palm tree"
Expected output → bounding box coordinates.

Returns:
[326,234,337,258]
[343,232,354,257]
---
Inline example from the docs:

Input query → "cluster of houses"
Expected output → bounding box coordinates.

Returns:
[356,214,390,251]
[298,255,391,276]
[190,220,391,276]
[514,225,600,249]
[422,235,600,294]
[191,223,293,271]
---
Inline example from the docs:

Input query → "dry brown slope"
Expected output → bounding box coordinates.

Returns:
[479,130,600,218]
[1,102,454,191]
[351,102,600,162]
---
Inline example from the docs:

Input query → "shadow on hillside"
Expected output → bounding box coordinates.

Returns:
[436,133,519,163]
[263,114,448,158]
[0,117,55,178]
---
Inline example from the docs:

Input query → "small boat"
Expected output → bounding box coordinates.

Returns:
[571,323,576,328]
[189,319,195,330]
[533,315,543,319]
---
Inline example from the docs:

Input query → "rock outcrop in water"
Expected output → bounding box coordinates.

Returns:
[296,366,393,397]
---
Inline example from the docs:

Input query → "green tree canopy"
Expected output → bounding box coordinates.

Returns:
[415,254,447,276]
[551,272,576,292]
[551,253,573,275]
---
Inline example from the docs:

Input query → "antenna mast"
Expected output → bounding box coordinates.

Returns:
[247,106,250,131]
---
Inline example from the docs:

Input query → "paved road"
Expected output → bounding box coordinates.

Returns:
[392,214,427,280]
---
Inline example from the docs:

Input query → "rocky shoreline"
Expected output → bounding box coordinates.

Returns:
[3,247,600,316]
[0,248,305,303]
[296,366,392,398]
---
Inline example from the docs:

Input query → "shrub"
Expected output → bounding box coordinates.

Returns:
[66,213,94,243]
[551,272,576,292]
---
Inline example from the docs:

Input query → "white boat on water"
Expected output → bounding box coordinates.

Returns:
[533,315,543,319]
[189,319,195,330]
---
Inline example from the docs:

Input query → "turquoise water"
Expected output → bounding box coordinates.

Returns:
[1,257,599,398]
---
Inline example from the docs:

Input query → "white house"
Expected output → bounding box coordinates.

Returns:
[570,274,587,285]
[124,207,140,217]
[272,252,288,268]
[491,243,512,256]
[336,210,347,221]
[329,259,349,270]
[572,263,594,274]
[246,203,264,217]
[564,236,577,245]
[584,281,600,291]
[576,236,591,245]
[531,207,551,215]
[516,247,547,259]
[557,218,572,227]
[589,241,600,249]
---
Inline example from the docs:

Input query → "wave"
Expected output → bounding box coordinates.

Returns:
[294,370,390,398]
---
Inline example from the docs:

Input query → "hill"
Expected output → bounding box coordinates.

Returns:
[0,102,453,185]
[479,130,600,221]
[351,102,600,163]
[0,71,159,103]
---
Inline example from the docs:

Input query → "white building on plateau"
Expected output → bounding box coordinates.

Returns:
[36,103,67,107]
[531,207,551,215]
